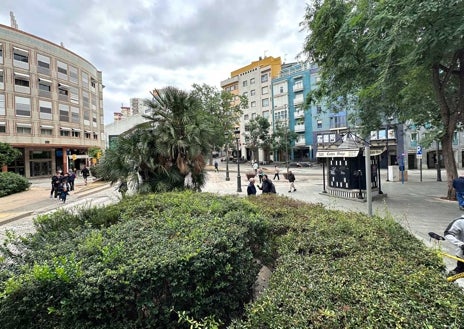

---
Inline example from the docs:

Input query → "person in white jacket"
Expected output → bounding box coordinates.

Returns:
[444,215,464,275]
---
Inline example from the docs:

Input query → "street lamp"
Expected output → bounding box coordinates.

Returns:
[234,128,242,192]
[224,132,230,181]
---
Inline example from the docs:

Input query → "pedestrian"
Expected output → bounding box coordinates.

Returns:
[81,165,90,185]
[273,165,280,180]
[50,171,61,198]
[258,168,264,183]
[59,185,69,203]
[247,178,257,196]
[253,161,259,174]
[452,174,464,210]
[257,175,276,194]
[214,160,219,172]
[68,169,76,191]
[287,170,296,193]
[444,215,464,276]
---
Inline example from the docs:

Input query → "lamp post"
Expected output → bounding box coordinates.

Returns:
[224,132,230,181]
[385,122,390,181]
[234,128,242,192]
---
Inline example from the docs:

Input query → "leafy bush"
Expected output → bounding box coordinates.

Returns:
[0,192,268,328]
[1,192,463,328]
[0,172,30,197]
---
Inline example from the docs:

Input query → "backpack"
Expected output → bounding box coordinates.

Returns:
[270,182,276,194]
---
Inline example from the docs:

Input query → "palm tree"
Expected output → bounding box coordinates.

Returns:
[142,87,214,191]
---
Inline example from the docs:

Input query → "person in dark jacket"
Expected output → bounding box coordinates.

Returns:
[247,178,257,196]
[257,175,275,194]
[452,175,464,210]
[287,170,296,193]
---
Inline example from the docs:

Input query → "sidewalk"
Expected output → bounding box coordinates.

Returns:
[0,177,110,225]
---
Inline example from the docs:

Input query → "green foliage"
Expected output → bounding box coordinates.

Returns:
[0,192,268,328]
[1,192,463,328]
[0,142,22,167]
[0,172,30,197]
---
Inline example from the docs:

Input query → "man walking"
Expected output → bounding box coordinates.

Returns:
[453,174,464,210]
[287,170,296,193]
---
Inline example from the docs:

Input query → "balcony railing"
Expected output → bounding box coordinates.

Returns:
[294,124,305,132]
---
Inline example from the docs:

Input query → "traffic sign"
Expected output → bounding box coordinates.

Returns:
[416,146,422,155]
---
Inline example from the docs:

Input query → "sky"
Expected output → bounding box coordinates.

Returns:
[1,1,309,124]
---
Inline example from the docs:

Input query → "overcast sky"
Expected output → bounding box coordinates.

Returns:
[1,1,309,124]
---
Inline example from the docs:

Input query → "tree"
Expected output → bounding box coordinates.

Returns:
[98,87,215,193]
[0,142,21,169]
[271,122,299,171]
[302,0,464,198]
[191,83,247,163]
[245,116,271,164]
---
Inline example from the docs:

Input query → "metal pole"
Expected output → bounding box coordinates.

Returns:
[377,155,383,194]
[420,158,422,182]
[386,124,389,181]
[365,145,372,216]
[225,144,230,181]
[436,140,442,182]
[236,137,242,192]
[322,159,327,193]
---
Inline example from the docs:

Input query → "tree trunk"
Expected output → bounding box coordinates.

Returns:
[441,131,457,200]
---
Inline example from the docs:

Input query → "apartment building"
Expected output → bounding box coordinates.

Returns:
[0,23,104,178]
[221,56,281,160]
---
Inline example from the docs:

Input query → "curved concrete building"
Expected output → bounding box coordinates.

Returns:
[0,23,104,178]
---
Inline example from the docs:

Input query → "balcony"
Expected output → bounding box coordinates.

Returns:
[294,110,305,119]
[293,84,304,92]
[294,124,305,132]
[295,137,306,146]
[294,97,304,106]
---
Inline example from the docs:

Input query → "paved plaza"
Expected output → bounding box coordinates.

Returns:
[0,165,462,271]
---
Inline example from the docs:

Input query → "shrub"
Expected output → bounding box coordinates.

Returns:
[0,172,30,197]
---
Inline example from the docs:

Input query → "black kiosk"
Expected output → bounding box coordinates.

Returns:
[316,133,384,201]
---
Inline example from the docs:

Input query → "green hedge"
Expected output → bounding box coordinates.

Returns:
[1,192,463,328]
[0,192,268,329]
[0,172,30,197]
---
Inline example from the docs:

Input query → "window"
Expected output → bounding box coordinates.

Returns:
[251,113,256,119]
[85,131,91,139]
[317,105,322,114]
[72,129,80,138]
[0,43,3,64]
[0,94,4,115]
[57,61,68,80]
[39,100,52,120]
[244,114,249,120]
[251,101,256,107]
[250,89,256,96]
[69,66,78,84]
[40,127,53,135]
[242,92,248,97]
[262,110,269,119]
[38,81,51,92]
[70,86,79,104]
[317,120,322,128]
[13,47,29,69]
[71,106,80,123]
[15,96,31,117]
[82,72,89,88]
[17,127,32,134]
[294,79,303,90]
[262,86,269,95]
[279,86,284,93]
[261,73,268,83]
[242,80,248,87]
[37,54,50,75]
[91,78,96,89]
[14,73,30,93]
[59,104,69,122]
[0,70,3,89]
[262,98,269,107]
[250,78,255,84]
[58,85,69,101]
[60,129,71,137]
[0,122,5,133]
